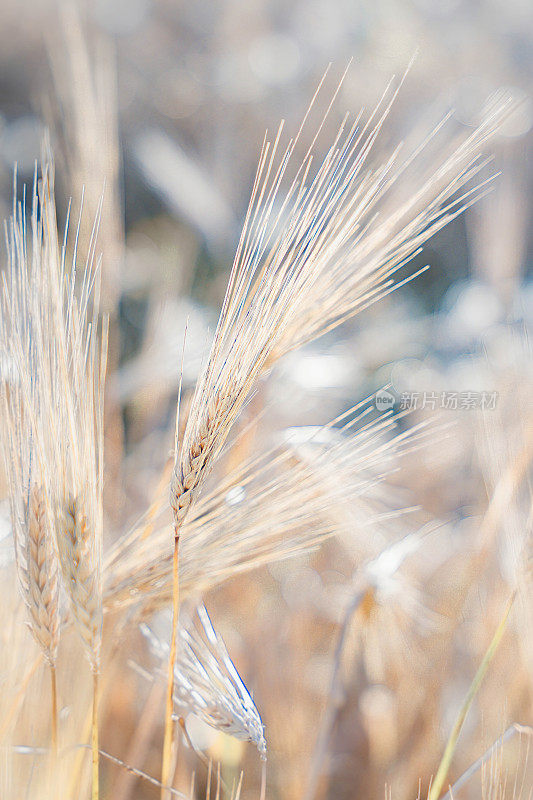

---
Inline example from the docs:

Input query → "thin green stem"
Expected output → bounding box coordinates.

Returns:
[428,592,515,800]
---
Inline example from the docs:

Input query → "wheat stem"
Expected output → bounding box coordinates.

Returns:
[161,533,180,800]
[47,661,58,797]
[50,663,58,756]
[92,669,100,800]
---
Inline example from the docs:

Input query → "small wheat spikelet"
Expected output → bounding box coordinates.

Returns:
[141,605,267,758]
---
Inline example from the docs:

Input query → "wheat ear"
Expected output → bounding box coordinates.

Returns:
[140,605,266,757]
[161,73,514,794]
[14,485,61,755]
[26,486,61,753]
[57,494,102,670]
[56,493,102,798]
[31,154,107,800]
[0,179,63,754]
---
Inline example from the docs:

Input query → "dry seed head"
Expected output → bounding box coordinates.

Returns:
[0,178,62,668]
[24,486,61,664]
[11,485,61,666]
[1,153,107,671]
[57,492,102,669]
[140,605,267,759]
[170,378,239,533]
[169,72,513,531]
[38,158,106,671]
[170,388,236,527]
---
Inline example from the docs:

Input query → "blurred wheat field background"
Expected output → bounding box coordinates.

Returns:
[0,1,532,800]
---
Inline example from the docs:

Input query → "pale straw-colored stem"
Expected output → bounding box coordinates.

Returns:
[92,669,100,800]
[161,533,180,800]
[50,662,58,757]
[48,661,58,796]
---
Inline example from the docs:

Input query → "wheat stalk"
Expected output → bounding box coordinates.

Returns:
[1,153,108,800]
[168,75,512,477]
[0,187,63,758]
[162,78,512,783]
[43,195,107,800]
